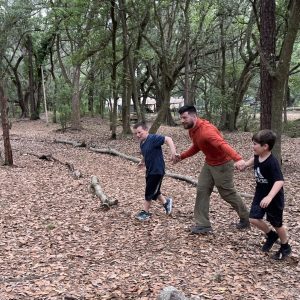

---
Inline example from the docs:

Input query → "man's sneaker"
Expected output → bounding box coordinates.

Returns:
[272,244,292,260]
[135,210,151,221]
[262,231,279,252]
[190,225,213,234]
[236,219,251,230]
[163,197,173,215]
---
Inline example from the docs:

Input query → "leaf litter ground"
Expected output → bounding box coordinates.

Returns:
[0,117,299,300]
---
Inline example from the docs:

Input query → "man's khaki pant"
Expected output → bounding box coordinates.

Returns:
[194,161,249,227]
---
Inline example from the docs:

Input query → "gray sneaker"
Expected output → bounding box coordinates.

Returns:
[163,197,173,215]
[136,210,151,221]
[190,225,213,234]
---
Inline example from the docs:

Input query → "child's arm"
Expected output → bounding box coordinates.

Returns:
[234,157,254,171]
[260,180,284,208]
[244,157,254,168]
[164,136,176,161]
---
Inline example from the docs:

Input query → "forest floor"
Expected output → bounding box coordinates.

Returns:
[0,115,299,300]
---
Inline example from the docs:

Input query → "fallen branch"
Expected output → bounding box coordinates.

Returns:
[89,175,118,209]
[89,147,139,163]
[54,138,86,148]
[25,153,82,179]
[90,147,252,199]
[55,140,252,199]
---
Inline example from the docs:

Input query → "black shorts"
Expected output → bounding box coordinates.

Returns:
[145,174,164,201]
[249,198,284,227]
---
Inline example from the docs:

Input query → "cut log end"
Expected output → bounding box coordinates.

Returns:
[90,176,118,208]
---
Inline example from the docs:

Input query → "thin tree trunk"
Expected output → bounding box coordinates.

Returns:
[218,16,227,129]
[120,0,132,135]
[110,0,118,139]
[27,35,38,120]
[0,84,13,165]
[70,65,82,130]
[183,0,191,105]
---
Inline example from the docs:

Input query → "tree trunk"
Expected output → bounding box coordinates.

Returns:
[0,84,13,165]
[70,65,82,130]
[88,71,95,116]
[271,0,300,162]
[183,0,192,105]
[150,88,175,133]
[259,0,276,129]
[26,35,39,120]
[218,15,227,129]
[110,0,118,139]
[120,0,132,135]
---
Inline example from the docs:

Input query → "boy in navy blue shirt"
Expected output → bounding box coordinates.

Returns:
[133,122,176,221]
[242,129,291,260]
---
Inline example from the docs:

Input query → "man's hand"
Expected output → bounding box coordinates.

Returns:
[173,153,181,164]
[234,159,246,171]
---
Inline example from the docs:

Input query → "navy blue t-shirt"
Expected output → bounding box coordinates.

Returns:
[253,154,284,207]
[140,134,165,176]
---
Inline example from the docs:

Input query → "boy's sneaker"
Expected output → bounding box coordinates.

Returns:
[272,244,292,260]
[135,210,151,221]
[163,197,173,215]
[262,231,279,252]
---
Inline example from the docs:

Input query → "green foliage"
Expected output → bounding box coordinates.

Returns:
[237,105,259,132]
[55,81,72,131]
[283,119,300,138]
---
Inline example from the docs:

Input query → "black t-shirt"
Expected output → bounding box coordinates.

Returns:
[140,134,165,176]
[253,154,284,207]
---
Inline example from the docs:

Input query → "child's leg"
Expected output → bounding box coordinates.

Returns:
[157,194,166,205]
[272,226,291,260]
[250,218,270,233]
[274,226,288,244]
[143,199,151,212]
[250,218,279,252]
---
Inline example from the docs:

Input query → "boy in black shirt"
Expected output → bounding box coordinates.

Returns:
[133,122,176,221]
[243,129,291,260]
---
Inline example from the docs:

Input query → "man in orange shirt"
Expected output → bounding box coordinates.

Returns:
[174,105,249,234]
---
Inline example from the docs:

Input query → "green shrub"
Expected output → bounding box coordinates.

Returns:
[283,119,300,138]
[57,104,71,131]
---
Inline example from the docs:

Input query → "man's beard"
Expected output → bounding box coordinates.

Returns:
[183,122,194,129]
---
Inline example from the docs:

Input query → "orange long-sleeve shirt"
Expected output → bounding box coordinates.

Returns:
[180,118,242,166]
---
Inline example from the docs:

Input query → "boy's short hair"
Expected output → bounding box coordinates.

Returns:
[133,121,148,130]
[252,129,276,150]
[178,105,197,115]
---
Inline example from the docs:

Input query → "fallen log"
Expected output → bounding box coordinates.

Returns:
[55,140,252,199]
[89,175,118,209]
[54,138,86,148]
[89,147,139,163]
[89,147,252,199]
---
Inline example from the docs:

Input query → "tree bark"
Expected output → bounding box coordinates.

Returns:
[70,65,82,130]
[26,35,39,120]
[120,0,132,135]
[271,0,300,162]
[0,84,13,165]
[110,0,118,139]
[259,0,276,129]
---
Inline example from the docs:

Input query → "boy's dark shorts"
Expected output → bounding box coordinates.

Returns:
[145,174,164,201]
[249,198,284,228]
